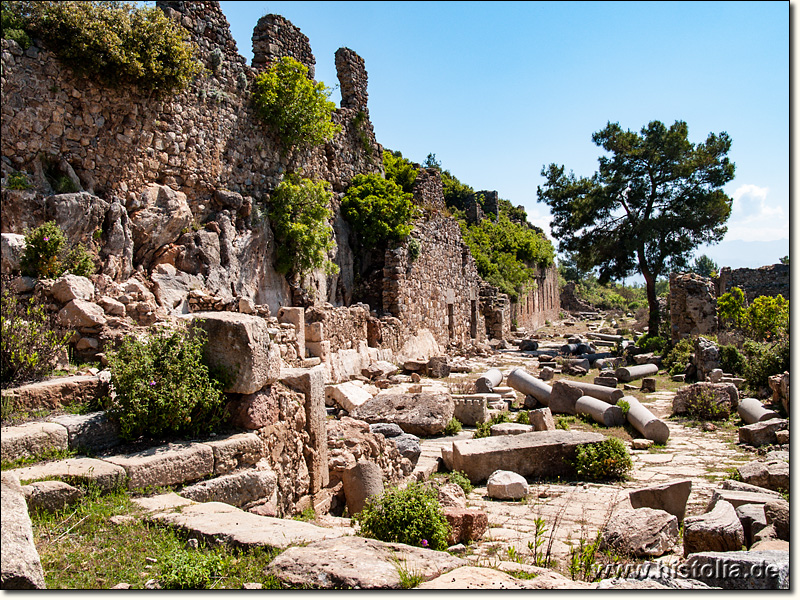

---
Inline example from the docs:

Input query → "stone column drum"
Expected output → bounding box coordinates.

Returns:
[737,397,781,425]
[475,368,503,393]
[623,396,670,444]
[616,363,659,383]
[507,368,551,405]
[575,395,624,427]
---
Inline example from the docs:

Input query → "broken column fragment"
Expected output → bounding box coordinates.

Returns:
[623,395,670,445]
[506,368,551,405]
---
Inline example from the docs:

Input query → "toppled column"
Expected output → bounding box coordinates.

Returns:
[737,398,781,425]
[507,368,551,405]
[587,333,623,343]
[616,363,659,383]
[475,368,503,393]
[623,395,670,444]
[561,380,624,403]
[575,396,624,427]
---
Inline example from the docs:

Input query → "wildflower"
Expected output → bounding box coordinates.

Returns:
[43,236,49,242]
[149,380,156,386]
[421,539,429,548]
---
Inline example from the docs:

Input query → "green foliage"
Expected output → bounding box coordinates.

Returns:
[717,286,747,330]
[780,255,789,265]
[571,438,632,481]
[438,470,473,495]
[407,237,421,262]
[615,399,630,418]
[692,254,718,278]
[5,171,32,190]
[745,294,789,341]
[742,339,789,392]
[515,411,530,425]
[444,416,462,436]
[341,173,419,250]
[105,324,227,442]
[159,549,225,590]
[634,333,666,353]
[684,389,728,421]
[21,221,95,279]
[382,150,419,194]
[539,120,735,335]
[396,562,424,589]
[719,344,745,376]
[252,56,340,152]
[440,168,474,209]
[662,338,693,376]
[355,482,451,551]
[1,290,72,387]
[422,152,441,170]
[568,532,603,582]
[10,1,201,92]
[292,506,316,522]
[352,110,374,159]
[1,0,31,47]
[269,176,338,279]
[460,213,555,302]
[474,411,511,438]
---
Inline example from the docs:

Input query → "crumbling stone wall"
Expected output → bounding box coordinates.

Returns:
[716,264,789,303]
[252,13,315,76]
[480,285,510,341]
[512,264,560,331]
[560,282,597,315]
[669,273,719,341]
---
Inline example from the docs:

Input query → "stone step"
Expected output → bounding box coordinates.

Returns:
[1,422,69,463]
[10,458,127,492]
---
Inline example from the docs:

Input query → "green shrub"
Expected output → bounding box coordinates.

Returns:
[105,324,227,442]
[742,339,789,392]
[1,291,72,387]
[719,344,745,376]
[615,399,630,418]
[354,482,451,551]
[571,438,632,481]
[5,171,32,190]
[1,1,31,48]
[635,334,666,353]
[268,176,338,279]
[661,338,693,376]
[683,388,730,421]
[515,411,530,425]
[407,237,421,262]
[745,294,788,341]
[474,411,511,439]
[341,174,420,250]
[11,1,201,93]
[444,416,462,436]
[252,56,340,152]
[717,287,747,330]
[383,149,418,194]
[20,221,95,279]
[439,470,473,495]
[159,549,224,590]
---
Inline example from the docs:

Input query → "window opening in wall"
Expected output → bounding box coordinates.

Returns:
[470,300,478,339]
[448,303,455,339]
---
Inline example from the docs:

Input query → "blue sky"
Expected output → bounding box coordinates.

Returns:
[216,1,789,275]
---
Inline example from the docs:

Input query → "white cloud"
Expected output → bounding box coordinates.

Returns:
[724,184,788,242]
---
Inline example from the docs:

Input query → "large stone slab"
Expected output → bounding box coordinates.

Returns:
[202,433,263,475]
[1,422,68,463]
[708,488,784,511]
[179,470,276,508]
[683,500,744,556]
[266,536,464,589]
[48,411,119,453]
[10,458,127,491]
[450,430,605,483]
[418,566,539,589]
[151,501,343,549]
[185,312,281,395]
[21,480,83,513]
[351,392,455,436]
[736,460,789,492]
[443,508,488,544]
[601,507,678,557]
[105,442,213,490]
[629,479,692,522]
[1,472,45,589]
[738,418,788,447]
[684,550,789,589]
[326,381,373,412]
[0,375,109,411]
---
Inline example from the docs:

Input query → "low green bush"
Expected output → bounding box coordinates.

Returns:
[474,411,511,439]
[661,338,693,376]
[9,1,201,93]
[252,56,340,152]
[438,470,473,495]
[341,174,419,251]
[742,339,789,393]
[383,149,418,194]
[5,171,33,190]
[354,482,451,551]
[1,291,72,387]
[105,324,227,442]
[158,549,225,590]
[683,389,730,421]
[615,399,630,418]
[20,221,95,279]
[635,334,666,353]
[571,438,632,482]
[719,344,745,377]
[268,176,338,280]
[515,411,530,425]
[443,416,462,436]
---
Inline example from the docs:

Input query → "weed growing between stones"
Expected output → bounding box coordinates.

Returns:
[443,417,463,436]
[434,470,473,495]
[292,506,316,522]
[20,221,95,279]
[1,447,77,471]
[354,482,451,551]
[394,560,424,589]
[474,411,511,439]
[570,438,632,482]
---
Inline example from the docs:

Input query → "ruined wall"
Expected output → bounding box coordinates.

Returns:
[0,1,380,313]
[669,273,718,341]
[716,264,790,303]
[512,263,560,331]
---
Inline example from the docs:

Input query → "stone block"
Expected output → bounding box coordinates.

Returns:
[486,470,528,500]
[351,392,455,436]
[708,488,780,511]
[278,307,305,360]
[453,396,489,427]
[180,470,277,508]
[1,472,45,589]
[763,499,789,541]
[11,458,126,492]
[326,381,373,412]
[49,411,119,453]
[105,442,214,490]
[185,312,280,395]
[306,321,324,343]
[451,430,605,483]
[735,504,768,548]
[490,423,533,436]
[601,507,679,557]
[444,508,489,544]
[683,500,744,556]
[1,422,68,463]
[528,407,555,431]
[392,433,421,464]
[57,299,107,329]
[738,418,788,447]
[51,274,94,304]
[594,376,618,388]
[425,356,451,379]
[203,433,264,475]
[227,385,282,430]
[1,375,109,411]
[629,479,692,522]
[736,460,789,492]
[684,550,788,589]
[22,480,83,513]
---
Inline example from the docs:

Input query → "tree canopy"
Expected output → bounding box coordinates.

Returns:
[691,254,718,278]
[538,120,734,334]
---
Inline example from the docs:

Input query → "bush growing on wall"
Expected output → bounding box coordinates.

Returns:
[21,221,95,279]
[269,176,338,279]
[7,1,201,93]
[341,173,420,250]
[1,291,72,387]
[105,324,227,442]
[382,149,418,194]
[252,56,340,152]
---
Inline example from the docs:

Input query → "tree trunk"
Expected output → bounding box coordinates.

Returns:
[637,247,660,336]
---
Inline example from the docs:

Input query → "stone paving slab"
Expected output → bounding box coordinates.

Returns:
[105,442,214,490]
[10,458,127,491]
[1,422,68,463]
[149,501,344,550]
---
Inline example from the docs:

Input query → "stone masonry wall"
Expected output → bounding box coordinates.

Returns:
[669,273,718,341]
[716,264,790,303]
[512,264,560,331]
